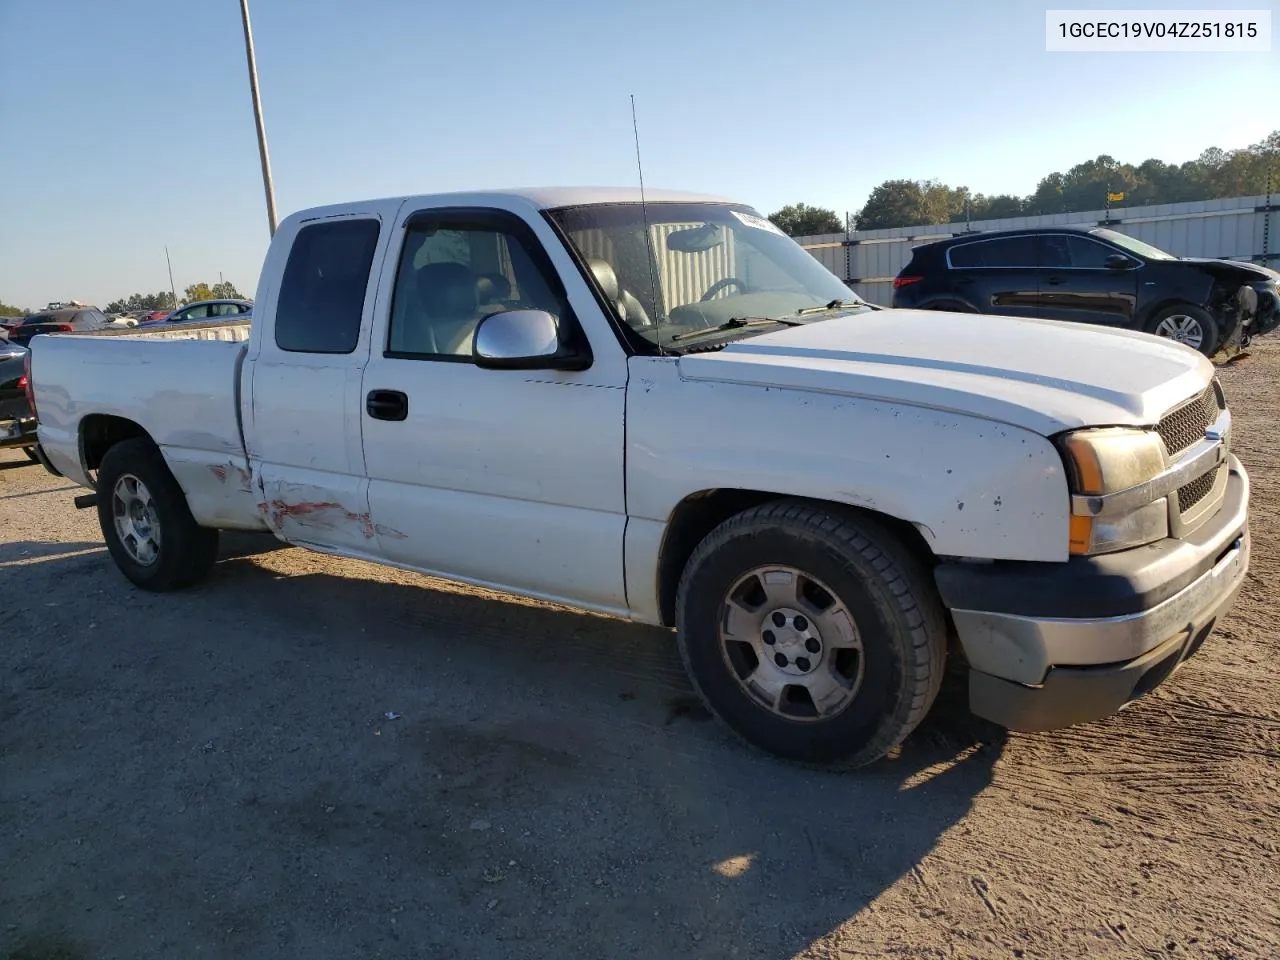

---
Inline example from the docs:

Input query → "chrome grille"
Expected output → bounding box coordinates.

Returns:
[1177,468,1218,511]
[1157,382,1221,457]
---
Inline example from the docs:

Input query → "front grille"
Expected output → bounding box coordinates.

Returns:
[1177,468,1218,511]
[1156,382,1221,456]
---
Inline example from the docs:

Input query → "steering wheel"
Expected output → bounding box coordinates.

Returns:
[699,277,749,302]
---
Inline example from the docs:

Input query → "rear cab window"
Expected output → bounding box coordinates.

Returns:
[275,219,381,354]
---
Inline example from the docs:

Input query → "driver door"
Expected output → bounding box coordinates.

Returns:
[359,205,630,613]
[1033,233,1139,328]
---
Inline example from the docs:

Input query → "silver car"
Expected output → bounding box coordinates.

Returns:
[141,299,253,327]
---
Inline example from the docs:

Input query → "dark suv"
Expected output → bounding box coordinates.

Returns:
[892,226,1280,356]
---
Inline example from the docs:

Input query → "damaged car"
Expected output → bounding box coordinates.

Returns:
[892,226,1280,356]
[0,341,37,458]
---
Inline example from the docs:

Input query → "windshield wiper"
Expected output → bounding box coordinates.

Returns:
[669,316,805,343]
[795,297,879,315]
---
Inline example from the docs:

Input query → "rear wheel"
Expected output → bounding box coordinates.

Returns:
[96,438,219,591]
[1147,303,1219,356]
[675,500,947,768]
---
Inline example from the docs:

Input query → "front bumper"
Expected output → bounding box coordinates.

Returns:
[1249,282,1279,338]
[937,456,1249,731]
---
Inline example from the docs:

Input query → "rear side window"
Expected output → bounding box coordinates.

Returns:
[948,237,1036,268]
[275,219,380,354]
[947,243,984,268]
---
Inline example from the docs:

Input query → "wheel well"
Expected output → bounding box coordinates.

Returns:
[80,415,155,472]
[655,489,938,627]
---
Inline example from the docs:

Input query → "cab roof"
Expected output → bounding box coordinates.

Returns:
[293,187,741,223]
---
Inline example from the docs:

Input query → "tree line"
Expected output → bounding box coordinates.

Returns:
[105,281,245,314]
[768,129,1279,236]
[2,281,247,317]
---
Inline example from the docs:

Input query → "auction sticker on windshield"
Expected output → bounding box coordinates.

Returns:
[731,210,788,236]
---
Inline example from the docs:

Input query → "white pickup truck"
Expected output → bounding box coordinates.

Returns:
[27,187,1250,767]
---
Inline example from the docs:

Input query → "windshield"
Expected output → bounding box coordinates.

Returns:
[21,314,56,325]
[1090,228,1176,261]
[547,202,865,348]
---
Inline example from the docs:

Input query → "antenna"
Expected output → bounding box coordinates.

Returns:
[164,245,178,308]
[631,94,665,355]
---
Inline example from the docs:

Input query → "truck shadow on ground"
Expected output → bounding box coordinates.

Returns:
[4,541,1006,960]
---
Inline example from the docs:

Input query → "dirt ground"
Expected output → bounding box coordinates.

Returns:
[2,343,1278,960]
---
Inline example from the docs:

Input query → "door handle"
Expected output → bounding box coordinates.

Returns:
[366,389,408,421]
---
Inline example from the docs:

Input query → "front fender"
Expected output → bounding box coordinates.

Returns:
[626,359,1070,563]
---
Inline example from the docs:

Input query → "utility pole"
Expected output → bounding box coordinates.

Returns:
[165,246,178,308]
[239,0,278,236]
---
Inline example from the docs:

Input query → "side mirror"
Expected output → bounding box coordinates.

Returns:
[1105,253,1137,270]
[472,309,591,371]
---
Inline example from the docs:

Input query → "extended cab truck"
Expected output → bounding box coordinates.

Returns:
[28,188,1250,768]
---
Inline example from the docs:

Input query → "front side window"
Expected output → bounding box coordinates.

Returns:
[547,202,864,350]
[387,213,568,359]
[275,218,380,354]
[1090,228,1174,261]
[1066,235,1116,268]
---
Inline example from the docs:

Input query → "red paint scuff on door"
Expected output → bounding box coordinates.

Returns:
[209,462,254,493]
[258,499,379,539]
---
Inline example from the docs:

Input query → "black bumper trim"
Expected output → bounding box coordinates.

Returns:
[969,598,1226,732]
[935,462,1247,620]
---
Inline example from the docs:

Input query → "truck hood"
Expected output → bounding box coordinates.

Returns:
[675,309,1213,437]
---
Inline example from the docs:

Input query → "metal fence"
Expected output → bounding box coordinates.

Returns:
[796,193,1277,305]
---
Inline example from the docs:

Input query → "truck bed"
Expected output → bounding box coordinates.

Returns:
[88,317,252,343]
[30,331,267,531]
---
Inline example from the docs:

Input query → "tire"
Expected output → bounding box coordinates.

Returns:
[1146,303,1219,356]
[675,500,947,768]
[96,438,219,591]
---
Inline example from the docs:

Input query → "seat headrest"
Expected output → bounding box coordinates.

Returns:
[587,258,619,302]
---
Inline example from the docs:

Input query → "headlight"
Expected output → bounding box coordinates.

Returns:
[1059,428,1168,555]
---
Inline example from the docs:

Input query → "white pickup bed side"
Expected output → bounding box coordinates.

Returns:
[34,335,265,531]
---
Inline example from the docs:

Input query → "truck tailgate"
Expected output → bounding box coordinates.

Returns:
[31,334,266,530]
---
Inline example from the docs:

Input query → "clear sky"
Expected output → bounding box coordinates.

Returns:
[1,0,1276,309]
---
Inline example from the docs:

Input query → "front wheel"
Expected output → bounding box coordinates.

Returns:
[1147,303,1219,356]
[96,438,219,591]
[675,500,947,768]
